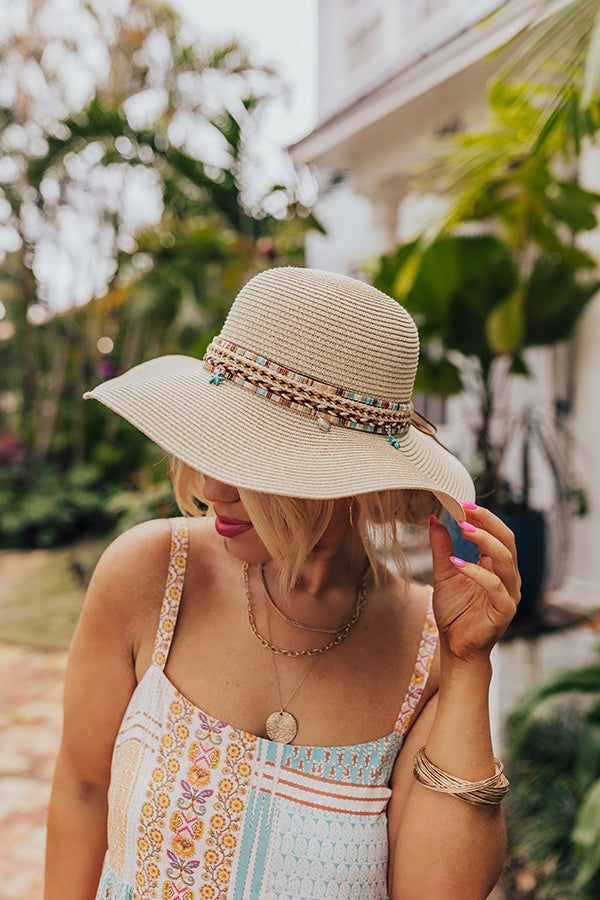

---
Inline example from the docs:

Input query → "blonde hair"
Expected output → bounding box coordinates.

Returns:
[169,456,443,597]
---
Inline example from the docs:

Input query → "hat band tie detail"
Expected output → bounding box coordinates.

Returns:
[203,336,413,438]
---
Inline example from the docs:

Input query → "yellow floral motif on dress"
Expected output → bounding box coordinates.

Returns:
[134,695,194,899]
[199,730,257,897]
[394,590,438,736]
[94,518,442,899]
[151,522,189,672]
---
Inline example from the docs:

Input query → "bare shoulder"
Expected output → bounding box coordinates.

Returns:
[55,517,177,792]
[86,517,174,649]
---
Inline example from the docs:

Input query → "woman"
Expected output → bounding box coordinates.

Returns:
[45,266,520,899]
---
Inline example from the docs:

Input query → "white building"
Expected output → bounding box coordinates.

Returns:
[288,0,600,751]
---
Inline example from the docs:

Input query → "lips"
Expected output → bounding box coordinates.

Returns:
[216,514,252,525]
[215,515,253,537]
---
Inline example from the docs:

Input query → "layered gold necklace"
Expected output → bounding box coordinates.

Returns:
[243,561,370,743]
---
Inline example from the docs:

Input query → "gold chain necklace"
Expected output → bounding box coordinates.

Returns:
[264,601,325,743]
[245,561,370,743]
[243,561,370,657]
[259,562,350,634]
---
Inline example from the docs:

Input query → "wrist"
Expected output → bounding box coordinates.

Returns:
[440,644,493,681]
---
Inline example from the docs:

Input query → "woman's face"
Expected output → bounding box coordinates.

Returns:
[201,475,353,565]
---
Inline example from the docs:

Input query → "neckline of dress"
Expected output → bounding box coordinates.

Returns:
[141,662,406,754]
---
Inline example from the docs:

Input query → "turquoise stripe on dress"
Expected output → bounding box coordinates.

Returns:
[95,861,133,899]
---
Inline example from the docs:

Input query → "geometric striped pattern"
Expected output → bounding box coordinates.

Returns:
[259,762,392,816]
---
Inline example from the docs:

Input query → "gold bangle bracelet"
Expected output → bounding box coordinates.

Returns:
[413,746,510,806]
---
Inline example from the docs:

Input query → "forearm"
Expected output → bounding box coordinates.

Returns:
[391,650,507,900]
[44,755,109,899]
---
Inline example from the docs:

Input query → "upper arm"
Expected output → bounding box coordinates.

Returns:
[387,630,441,861]
[53,517,172,794]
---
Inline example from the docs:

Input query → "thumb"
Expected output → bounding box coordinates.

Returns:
[428,514,455,583]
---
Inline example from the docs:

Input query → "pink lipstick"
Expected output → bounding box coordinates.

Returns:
[215,515,253,537]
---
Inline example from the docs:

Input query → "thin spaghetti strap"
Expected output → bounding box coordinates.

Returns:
[393,585,438,737]
[151,516,190,672]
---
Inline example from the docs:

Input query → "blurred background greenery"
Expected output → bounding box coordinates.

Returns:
[0,0,327,640]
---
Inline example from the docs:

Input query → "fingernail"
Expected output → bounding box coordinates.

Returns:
[458,520,477,533]
[450,555,467,567]
[428,514,439,527]
[461,500,478,509]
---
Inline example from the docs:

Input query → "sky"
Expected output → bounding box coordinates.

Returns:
[171,0,319,148]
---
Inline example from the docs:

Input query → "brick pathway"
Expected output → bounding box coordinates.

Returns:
[0,643,67,898]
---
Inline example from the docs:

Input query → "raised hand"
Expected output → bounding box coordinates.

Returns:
[427,502,522,664]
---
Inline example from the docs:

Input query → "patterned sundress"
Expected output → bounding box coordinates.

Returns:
[96,516,438,899]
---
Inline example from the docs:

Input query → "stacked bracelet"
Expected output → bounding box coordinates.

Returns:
[413,746,510,806]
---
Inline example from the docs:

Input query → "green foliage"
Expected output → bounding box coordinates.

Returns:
[0,463,117,549]
[371,42,600,508]
[485,1,600,155]
[505,703,599,898]
[104,480,179,535]
[505,655,600,894]
[396,235,519,358]
[0,0,325,549]
[524,255,600,345]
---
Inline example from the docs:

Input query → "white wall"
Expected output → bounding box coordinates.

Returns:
[304,179,389,276]
[317,0,501,121]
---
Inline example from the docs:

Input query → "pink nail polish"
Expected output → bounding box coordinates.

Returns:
[428,514,439,527]
[461,501,478,509]
[450,555,466,567]
[458,520,477,533]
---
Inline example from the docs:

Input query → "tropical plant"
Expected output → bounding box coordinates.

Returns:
[373,227,600,503]
[409,0,600,249]
[0,462,116,549]
[505,643,600,896]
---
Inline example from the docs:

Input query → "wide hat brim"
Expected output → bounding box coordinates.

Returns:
[83,354,476,522]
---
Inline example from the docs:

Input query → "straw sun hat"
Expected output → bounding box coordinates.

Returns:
[83,265,476,521]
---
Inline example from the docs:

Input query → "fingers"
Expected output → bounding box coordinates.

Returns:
[479,554,494,573]
[457,519,519,598]
[449,556,518,618]
[428,513,456,582]
[458,505,521,600]
[461,504,518,564]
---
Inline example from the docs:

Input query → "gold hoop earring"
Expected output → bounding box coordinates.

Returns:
[349,499,356,528]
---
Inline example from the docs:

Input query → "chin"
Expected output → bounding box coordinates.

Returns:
[220,534,272,566]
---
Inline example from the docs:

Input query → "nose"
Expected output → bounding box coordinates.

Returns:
[202,476,240,504]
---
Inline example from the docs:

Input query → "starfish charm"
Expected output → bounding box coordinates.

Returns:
[209,368,225,385]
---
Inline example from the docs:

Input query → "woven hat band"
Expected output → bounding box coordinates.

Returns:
[202,335,414,436]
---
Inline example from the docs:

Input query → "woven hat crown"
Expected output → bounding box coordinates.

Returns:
[217,266,419,402]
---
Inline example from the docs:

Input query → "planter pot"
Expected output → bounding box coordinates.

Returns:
[440,505,547,622]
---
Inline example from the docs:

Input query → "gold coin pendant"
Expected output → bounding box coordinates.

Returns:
[265,710,298,744]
